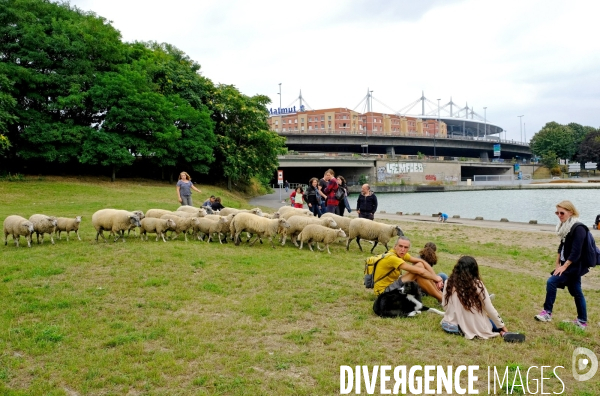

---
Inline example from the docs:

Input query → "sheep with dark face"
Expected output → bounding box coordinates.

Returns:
[3,215,34,248]
[29,214,58,245]
[346,218,404,253]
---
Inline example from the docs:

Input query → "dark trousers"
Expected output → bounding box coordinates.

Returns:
[543,274,587,322]
[326,205,339,215]
[338,202,346,216]
[359,212,374,220]
[309,203,321,217]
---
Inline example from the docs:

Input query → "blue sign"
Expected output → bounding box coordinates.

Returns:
[269,105,305,115]
[493,144,501,157]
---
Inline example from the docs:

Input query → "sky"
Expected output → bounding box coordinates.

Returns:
[67,0,600,142]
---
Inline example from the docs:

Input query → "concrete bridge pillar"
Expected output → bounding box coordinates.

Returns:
[480,151,489,162]
[386,146,396,157]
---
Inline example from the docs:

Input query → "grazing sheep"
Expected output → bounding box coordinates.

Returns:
[280,210,313,221]
[92,209,142,243]
[127,210,145,236]
[261,212,281,219]
[297,225,347,254]
[277,206,311,215]
[178,205,214,215]
[55,216,82,241]
[346,218,404,253]
[139,218,177,242]
[3,215,34,248]
[229,213,290,248]
[281,216,338,247]
[160,214,199,241]
[203,214,236,243]
[193,217,227,242]
[219,207,263,217]
[171,208,207,218]
[29,214,58,245]
[321,213,352,236]
[145,209,175,219]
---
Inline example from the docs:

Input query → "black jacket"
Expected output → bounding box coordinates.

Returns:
[558,223,589,277]
[356,193,378,214]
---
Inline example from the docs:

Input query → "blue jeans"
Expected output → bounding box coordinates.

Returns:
[309,204,321,217]
[543,274,587,323]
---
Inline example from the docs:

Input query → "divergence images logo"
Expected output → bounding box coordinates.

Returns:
[572,347,598,382]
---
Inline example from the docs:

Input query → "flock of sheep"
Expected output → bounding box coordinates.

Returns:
[3,205,404,254]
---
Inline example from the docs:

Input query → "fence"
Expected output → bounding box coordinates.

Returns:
[473,174,532,185]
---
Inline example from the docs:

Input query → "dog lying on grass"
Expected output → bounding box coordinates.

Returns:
[373,281,444,318]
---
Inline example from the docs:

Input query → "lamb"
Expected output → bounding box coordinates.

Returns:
[346,218,404,253]
[193,217,227,243]
[203,213,236,243]
[160,214,200,241]
[92,209,142,243]
[219,207,263,217]
[321,213,352,236]
[29,214,58,245]
[139,218,177,242]
[145,209,175,219]
[229,213,290,248]
[3,215,34,248]
[297,225,347,254]
[55,216,82,241]
[281,216,338,247]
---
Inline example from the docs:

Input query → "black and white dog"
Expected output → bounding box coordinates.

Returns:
[373,281,445,318]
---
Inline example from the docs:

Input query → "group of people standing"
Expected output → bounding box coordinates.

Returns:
[289,169,379,220]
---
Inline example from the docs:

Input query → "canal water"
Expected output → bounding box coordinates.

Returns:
[349,189,600,226]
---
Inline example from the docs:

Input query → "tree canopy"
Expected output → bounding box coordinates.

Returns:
[529,121,600,165]
[0,0,285,185]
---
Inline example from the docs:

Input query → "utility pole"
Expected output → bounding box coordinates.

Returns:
[483,107,487,140]
[518,115,524,143]
[278,83,282,110]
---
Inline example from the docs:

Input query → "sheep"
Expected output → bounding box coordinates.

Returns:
[160,214,200,241]
[145,209,175,219]
[277,206,312,216]
[297,225,347,254]
[139,218,177,242]
[346,218,404,253]
[229,213,290,248]
[171,208,207,218]
[55,216,82,241]
[92,209,142,243]
[192,217,227,242]
[178,205,214,215]
[29,214,58,245]
[219,207,263,217]
[280,210,313,221]
[261,212,281,219]
[321,213,352,237]
[281,216,338,247]
[203,213,236,243]
[127,210,145,236]
[3,215,34,248]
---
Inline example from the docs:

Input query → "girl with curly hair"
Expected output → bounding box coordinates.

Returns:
[441,256,524,342]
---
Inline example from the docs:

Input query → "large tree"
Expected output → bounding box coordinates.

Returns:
[577,130,600,169]
[530,122,576,161]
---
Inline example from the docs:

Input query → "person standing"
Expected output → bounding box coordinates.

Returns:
[284,180,289,193]
[356,184,378,220]
[318,171,329,214]
[336,176,350,216]
[535,200,589,330]
[323,169,339,214]
[176,171,202,206]
[305,177,322,217]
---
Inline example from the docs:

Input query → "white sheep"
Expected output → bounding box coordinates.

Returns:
[145,209,175,219]
[92,209,142,243]
[321,213,352,236]
[280,210,313,221]
[193,217,227,242]
[139,218,177,242]
[178,205,215,215]
[3,215,34,248]
[55,216,82,241]
[261,212,281,219]
[346,218,404,253]
[229,213,290,248]
[281,216,338,247]
[29,214,58,245]
[277,206,312,216]
[171,208,207,218]
[219,207,263,217]
[203,214,236,243]
[297,225,347,254]
[160,214,199,241]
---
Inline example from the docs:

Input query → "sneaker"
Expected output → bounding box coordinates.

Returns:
[502,332,526,343]
[562,319,587,330]
[534,310,552,322]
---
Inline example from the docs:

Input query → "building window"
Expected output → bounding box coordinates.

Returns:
[295,119,297,124]
[328,116,331,120]
[343,123,347,128]
[301,118,304,122]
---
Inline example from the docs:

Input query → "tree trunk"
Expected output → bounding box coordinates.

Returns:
[161,167,165,181]
[111,165,116,182]
[227,176,232,191]
[169,172,174,184]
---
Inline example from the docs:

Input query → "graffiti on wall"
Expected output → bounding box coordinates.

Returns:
[386,163,424,174]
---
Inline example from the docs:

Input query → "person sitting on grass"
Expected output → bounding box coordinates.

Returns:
[373,237,444,307]
[418,242,448,295]
[441,255,525,342]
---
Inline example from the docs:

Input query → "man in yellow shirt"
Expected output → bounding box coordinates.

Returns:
[373,236,443,302]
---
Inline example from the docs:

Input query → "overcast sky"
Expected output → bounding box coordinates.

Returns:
[68,0,600,142]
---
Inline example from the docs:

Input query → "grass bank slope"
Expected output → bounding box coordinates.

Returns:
[0,179,598,395]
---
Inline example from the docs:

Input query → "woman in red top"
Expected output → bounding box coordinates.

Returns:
[290,186,305,208]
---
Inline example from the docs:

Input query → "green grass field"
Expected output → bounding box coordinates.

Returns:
[1,178,599,395]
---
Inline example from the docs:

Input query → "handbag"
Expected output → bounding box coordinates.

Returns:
[334,186,345,201]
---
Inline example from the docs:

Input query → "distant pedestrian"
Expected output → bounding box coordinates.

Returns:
[356,184,377,220]
[305,177,322,217]
[176,171,202,206]
[284,180,289,192]
[323,169,339,214]
[438,212,449,223]
[535,200,589,330]
[290,186,305,208]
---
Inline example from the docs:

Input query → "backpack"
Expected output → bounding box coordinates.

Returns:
[363,253,392,288]
[334,187,345,201]
[577,223,600,268]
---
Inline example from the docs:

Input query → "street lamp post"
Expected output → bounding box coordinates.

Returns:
[518,115,524,143]
[483,107,487,140]
[278,83,282,110]
[368,90,373,154]
[436,99,440,158]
